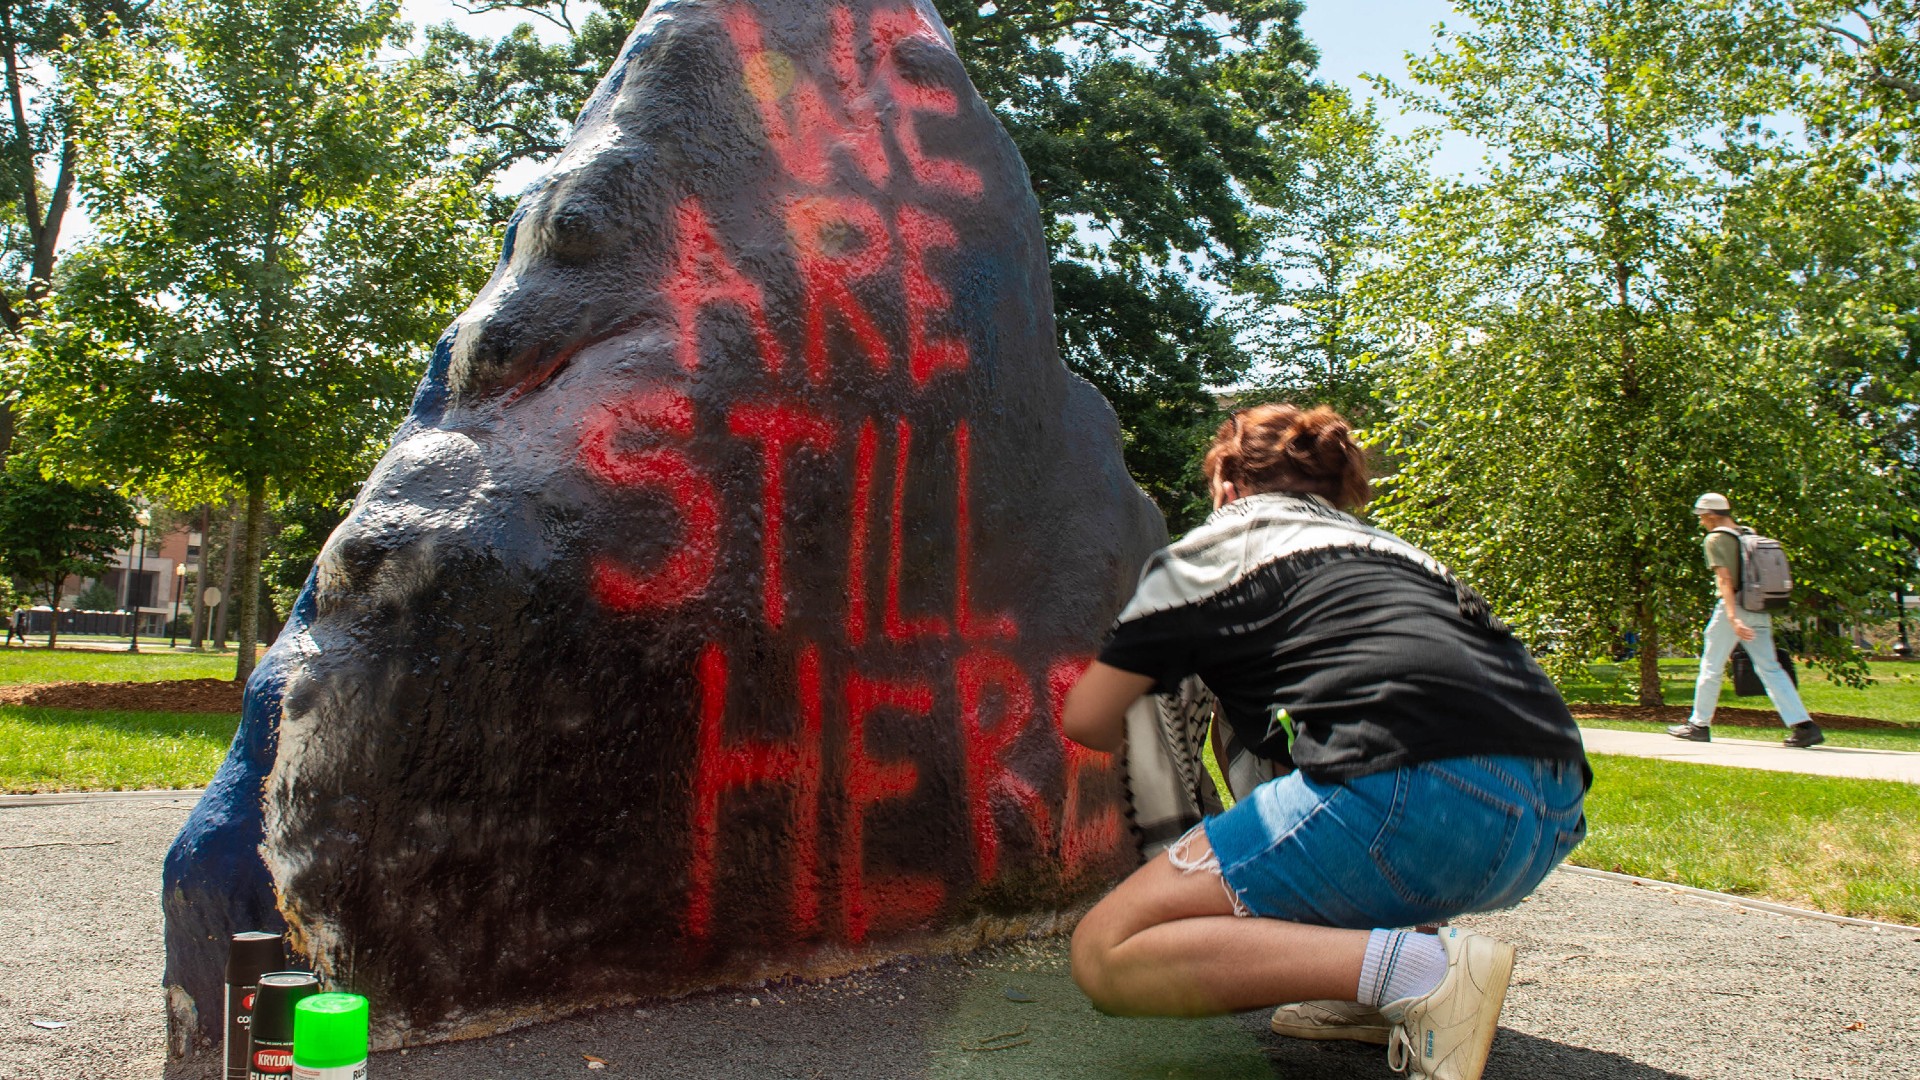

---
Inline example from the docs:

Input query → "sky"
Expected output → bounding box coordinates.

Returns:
[397,0,1483,178]
[401,0,1466,83]
[52,0,1473,245]
[1295,0,1479,175]
[404,0,552,41]
[1299,0,1454,101]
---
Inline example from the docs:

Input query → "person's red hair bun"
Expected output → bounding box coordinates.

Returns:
[1203,403,1370,509]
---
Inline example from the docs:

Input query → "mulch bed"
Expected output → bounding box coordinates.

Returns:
[1570,703,1905,731]
[0,679,243,714]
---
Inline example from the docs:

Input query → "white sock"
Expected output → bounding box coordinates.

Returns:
[1357,929,1447,1008]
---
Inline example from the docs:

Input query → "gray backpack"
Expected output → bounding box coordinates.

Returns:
[1716,526,1793,612]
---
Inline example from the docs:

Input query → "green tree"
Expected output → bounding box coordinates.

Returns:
[1706,143,1920,653]
[419,3,629,183]
[10,0,492,682]
[1234,87,1427,417]
[1748,0,1920,590]
[1361,0,1898,703]
[74,576,116,610]
[0,0,163,453]
[0,472,135,647]
[1791,0,1920,104]
[261,483,355,619]
[421,0,1318,525]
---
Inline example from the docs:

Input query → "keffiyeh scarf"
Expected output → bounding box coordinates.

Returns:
[1123,676,1282,858]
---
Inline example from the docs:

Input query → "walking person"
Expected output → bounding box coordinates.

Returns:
[1666,493,1823,748]
[1062,404,1590,1080]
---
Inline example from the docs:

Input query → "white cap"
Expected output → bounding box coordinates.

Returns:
[1692,492,1731,514]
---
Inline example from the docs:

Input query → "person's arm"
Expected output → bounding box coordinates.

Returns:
[1715,565,1756,641]
[1061,662,1156,753]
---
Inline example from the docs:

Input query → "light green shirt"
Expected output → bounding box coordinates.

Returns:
[1704,529,1741,573]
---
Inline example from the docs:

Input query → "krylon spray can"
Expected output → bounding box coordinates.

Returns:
[292,993,370,1079]
[247,972,320,1078]
[224,933,286,1080]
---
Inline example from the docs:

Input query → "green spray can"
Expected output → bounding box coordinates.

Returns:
[291,993,369,1080]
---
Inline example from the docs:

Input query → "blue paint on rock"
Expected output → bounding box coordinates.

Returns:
[161,581,311,1055]
[162,0,1166,1063]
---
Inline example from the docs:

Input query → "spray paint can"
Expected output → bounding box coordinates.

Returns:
[224,933,286,1080]
[292,993,370,1079]
[247,972,320,1078]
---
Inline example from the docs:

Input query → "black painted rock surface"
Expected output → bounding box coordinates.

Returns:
[162,0,1165,1057]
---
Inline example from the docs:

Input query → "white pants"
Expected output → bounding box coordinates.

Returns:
[1688,602,1812,728]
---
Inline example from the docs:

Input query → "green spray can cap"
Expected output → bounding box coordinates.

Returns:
[292,993,369,1069]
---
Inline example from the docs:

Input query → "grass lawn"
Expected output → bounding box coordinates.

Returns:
[4,644,1914,928]
[1560,658,1920,723]
[1573,753,1920,925]
[0,705,238,792]
[0,647,238,685]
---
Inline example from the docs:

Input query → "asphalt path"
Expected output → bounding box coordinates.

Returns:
[3,799,1915,1080]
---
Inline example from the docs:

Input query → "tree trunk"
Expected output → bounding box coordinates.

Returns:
[213,505,238,648]
[257,575,283,642]
[1635,608,1662,706]
[45,575,59,649]
[189,504,210,648]
[233,476,266,685]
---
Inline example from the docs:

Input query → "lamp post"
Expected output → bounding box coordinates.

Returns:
[170,564,186,649]
[127,509,151,653]
[1896,578,1912,659]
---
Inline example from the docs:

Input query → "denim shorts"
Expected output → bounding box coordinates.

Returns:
[1190,755,1587,929]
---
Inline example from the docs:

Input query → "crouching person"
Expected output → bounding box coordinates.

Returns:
[1062,404,1590,1080]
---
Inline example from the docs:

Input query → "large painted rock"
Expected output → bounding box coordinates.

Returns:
[162,0,1166,1061]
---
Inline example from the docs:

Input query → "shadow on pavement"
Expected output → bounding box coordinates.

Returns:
[355,936,1690,1080]
[368,940,1279,1080]
[1486,1030,1695,1079]
[1247,1020,1693,1079]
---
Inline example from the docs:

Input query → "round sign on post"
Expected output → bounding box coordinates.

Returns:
[201,587,223,609]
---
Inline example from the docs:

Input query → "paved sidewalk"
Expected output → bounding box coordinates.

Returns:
[5,798,1917,1080]
[1579,726,1920,784]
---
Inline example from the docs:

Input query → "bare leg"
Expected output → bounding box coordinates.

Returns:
[1071,830,1369,1017]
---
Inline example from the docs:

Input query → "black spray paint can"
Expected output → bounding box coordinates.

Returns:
[247,972,320,1079]
[224,933,286,1080]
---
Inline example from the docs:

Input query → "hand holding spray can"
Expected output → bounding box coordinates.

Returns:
[292,993,370,1079]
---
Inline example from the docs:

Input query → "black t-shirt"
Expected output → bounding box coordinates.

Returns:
[1099,516,1586,784]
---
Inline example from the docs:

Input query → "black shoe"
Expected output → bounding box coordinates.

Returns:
[1784,722,1825,748]
[1667,723,1711,742]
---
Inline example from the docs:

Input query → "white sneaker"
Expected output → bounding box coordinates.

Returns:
[1269,999,1391,1044]
[1381,926,1516,1080]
